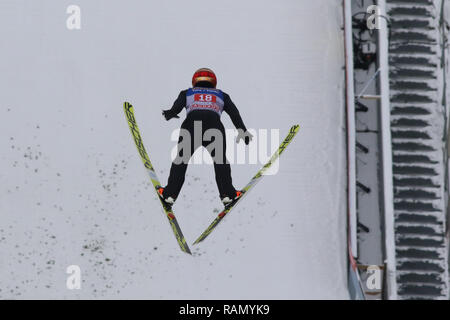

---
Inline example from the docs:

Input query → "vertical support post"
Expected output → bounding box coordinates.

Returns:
[377,0,397,300]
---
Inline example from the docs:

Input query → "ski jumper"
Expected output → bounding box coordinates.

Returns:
[163,87,247,199]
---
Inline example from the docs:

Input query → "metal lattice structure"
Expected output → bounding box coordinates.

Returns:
[387,0,449,299]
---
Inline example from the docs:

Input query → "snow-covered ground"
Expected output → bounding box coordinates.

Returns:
[0,0,348,299]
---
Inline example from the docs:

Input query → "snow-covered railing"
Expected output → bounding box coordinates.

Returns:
[344,0,365,300]
[344,0,357,259]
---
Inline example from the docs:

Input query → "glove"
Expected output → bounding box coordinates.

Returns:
[162,109,179,121]
[236,130,253,145]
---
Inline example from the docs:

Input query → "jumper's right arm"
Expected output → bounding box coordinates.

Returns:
[162,90,187,121]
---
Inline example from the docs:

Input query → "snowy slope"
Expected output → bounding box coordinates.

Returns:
[0,0,348,299]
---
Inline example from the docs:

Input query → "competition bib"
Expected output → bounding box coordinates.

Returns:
[185,88,224,116]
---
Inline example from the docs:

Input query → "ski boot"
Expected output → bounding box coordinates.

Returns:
[156,186,176,207]
[221,190,243,207]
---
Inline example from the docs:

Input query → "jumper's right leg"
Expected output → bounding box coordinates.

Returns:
[162,161,188,203]
[160,120,196,204]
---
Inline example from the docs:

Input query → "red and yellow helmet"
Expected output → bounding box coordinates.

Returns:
[192,68,217,88]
